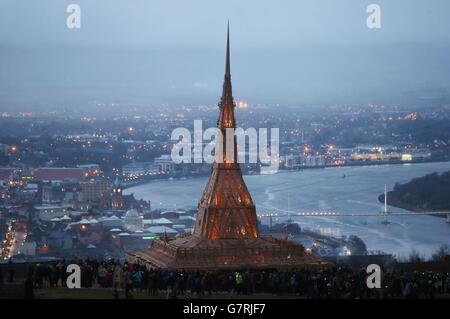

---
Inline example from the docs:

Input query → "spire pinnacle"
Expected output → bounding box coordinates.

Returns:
[225,21,231,77]
[221,22,233,99]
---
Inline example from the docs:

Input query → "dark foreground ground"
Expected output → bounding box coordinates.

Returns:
[34,288,299,299]
[31,287,450,299]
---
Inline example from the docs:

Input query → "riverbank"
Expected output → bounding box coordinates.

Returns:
[378,193,449,218]
[123,159,450,190]
[378,169,450,218]
[124,161,450,258]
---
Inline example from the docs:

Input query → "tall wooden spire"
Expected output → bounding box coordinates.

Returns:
[194,24,259,240]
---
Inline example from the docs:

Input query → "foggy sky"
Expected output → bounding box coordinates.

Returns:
[1,0,450,111]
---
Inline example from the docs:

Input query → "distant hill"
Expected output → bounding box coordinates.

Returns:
[380,171,450,213]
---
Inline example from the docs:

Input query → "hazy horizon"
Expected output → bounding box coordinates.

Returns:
[1,0,450,111]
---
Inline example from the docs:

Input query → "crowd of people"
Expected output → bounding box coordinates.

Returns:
[4,258,448,299]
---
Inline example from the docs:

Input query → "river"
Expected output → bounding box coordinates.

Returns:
[124,162,450,258]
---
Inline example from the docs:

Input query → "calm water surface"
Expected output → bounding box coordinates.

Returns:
[125,162,450,258]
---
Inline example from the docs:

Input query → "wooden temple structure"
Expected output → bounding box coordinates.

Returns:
[126,25,327,270]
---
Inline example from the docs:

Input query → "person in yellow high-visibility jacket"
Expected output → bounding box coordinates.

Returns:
[235,272,243,294]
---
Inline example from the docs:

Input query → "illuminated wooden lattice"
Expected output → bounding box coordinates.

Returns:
[126,26,328,271]
[193,26,258,240]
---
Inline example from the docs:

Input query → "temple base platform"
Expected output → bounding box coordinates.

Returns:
[126,235,329,270]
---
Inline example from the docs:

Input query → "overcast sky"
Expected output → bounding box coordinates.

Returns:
[1,0,450,111]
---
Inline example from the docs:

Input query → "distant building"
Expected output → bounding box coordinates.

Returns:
[80,178,110,203]
[45,231,73,251]
[98,215,123,228]
[305,155,325,166]
[18,242,37,256]
[144,225,178,238]
[154,155,174,173]
[0,168,16,187]
[0,143,9,155]
[111,177,123,210]
[143,217,173,228]
[122,162,161,179]
[101,178,149,212]
[34,205,67,221]
[77,164,103,177]
[280,155,303,169]
[160,210,186,219]
[123,209,143,230]
[40,180,85,209]
[34,168,85,182]
[411,151,432,161]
